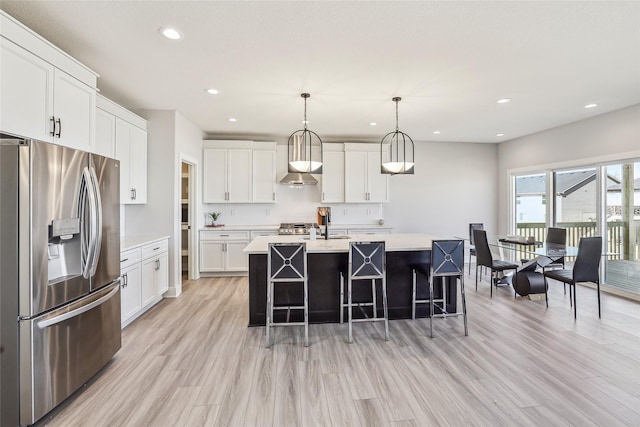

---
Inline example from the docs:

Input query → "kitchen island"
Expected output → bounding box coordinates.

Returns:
[243,234,457,326]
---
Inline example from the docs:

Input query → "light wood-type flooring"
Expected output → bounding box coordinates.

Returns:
[37,268,640,426]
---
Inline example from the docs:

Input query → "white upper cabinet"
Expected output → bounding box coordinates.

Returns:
[0,12,97,152]
[52,69,96,151]
[115,118,147,204]
[252,142,277,203]
[203,141,257,204]
[321,144,345,203]
[344,143,389,203]
[0,38,53,141]
[95,105,116,158]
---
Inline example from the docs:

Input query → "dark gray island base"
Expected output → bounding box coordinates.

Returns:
[248,250,458,326]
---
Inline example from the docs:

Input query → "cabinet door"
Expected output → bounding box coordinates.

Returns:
[0,38,54,142]
[203,148,228,203]
[115,119,132,203]
[226,241,249,271]
[128,124,147,204]
[322,150,345,202]
[366,151,389,202]
[252,149,276,203]
[157,252,169,295]
[345,151,368,203]
[115,119,147,204]
[200,241,225,272]
[227,149,252,202]
[95,108,116,158]
[141,256,158,307]
[52,69,96,152]
[121,264,141,325]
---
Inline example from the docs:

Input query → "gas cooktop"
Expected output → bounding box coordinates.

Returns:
[277,222,319,235]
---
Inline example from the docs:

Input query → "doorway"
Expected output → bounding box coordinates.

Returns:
[180,161,195,282]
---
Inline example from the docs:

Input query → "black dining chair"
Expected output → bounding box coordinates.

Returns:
[468,223,484,275]
[543,237,602,319]
[473,229,519,297]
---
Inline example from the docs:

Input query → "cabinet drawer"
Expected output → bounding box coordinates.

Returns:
[200,230,250,241]
[250,230,278,239]
[141,239,169,259]
[120,248,141,269]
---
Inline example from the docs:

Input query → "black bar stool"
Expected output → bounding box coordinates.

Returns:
[341,241,389,343]
[266,242,309,347]
[413,240,468,337]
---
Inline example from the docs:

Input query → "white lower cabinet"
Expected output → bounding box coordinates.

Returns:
[120,249,142,325]
[120,238,169,328]
[200,230,249,273]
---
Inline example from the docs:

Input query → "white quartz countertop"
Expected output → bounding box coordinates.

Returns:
[199,224,393,232]
[200,225,279,231]
[121,235,170,251]
[243,233,440,254]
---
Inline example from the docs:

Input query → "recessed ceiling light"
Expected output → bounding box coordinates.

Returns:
[159,27,183,40]
[496,133,505,137]
[228,118,237,122]
[369,122,377,126]
[206,88,219,95]
[584,103,598,109]
[497,98,511,104]
[433,131,441,135]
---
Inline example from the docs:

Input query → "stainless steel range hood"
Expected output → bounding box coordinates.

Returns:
[279,172,318,185]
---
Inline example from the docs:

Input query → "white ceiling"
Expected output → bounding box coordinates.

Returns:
[1,1,639,143]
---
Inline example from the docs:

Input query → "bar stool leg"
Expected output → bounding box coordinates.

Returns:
[304,278,309,347]
[339,272,344,324]
[348,277,353,343]
[429,276,434,338]
[371,279,377,320]
[266,280,273,348]
[461,275,468,336]
[382,276,389,341]
[411,269,417,320]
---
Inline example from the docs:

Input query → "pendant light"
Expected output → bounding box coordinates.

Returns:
[287,93,323,174]
[380,97,414,174]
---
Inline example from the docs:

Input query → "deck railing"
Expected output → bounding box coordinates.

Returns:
[515,222,636,260]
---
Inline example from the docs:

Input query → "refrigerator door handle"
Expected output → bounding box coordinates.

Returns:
[79,168,91,278]
[88,166,103,277]
[36,283,120,329]
[80,167,99,279]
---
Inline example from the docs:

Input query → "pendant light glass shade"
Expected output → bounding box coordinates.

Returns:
[380,97,414,175]
[287,93,323,174]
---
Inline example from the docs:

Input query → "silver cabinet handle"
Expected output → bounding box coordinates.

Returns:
[220,234,229,237]
[130,188,136,200]
[121,273,128,288]
[153,247,160,251]
[55,118,62,138]
[155,259,160,270]
[50,116,56,136]
[273,192,275,201]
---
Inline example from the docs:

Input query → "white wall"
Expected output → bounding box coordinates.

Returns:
[497,104,640,234]
[126,110,204,297]
[384,141,499,238]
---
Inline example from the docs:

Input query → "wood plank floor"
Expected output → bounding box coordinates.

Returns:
[37,269,640,426]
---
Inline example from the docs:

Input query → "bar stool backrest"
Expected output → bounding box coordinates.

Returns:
[349,241,385,280]
[268,243,307,282]
[573,237,602,283]
[431,240,465,277]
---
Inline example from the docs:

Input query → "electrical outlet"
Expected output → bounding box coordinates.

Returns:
[343,208,348,215]
[366,208,371,215]
[230,209,236,217]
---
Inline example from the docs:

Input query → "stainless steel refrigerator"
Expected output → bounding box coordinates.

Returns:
[0,134,121,426]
